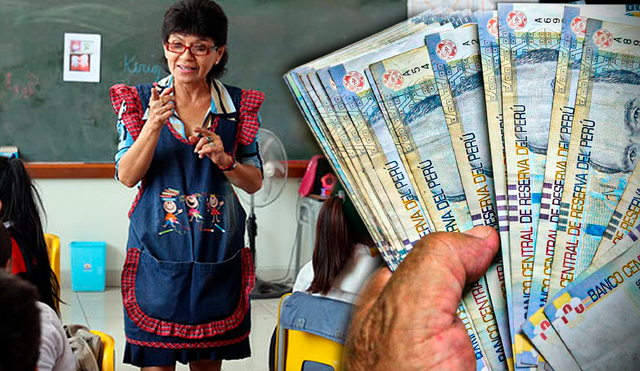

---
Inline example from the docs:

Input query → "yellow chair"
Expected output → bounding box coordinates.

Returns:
[90,330,115,371]
[44,233,60,284]
[44,233,61,311]
[275,293,346,371]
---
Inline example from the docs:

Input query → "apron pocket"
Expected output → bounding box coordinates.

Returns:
[134,248,243,325]
[190,253,242,323]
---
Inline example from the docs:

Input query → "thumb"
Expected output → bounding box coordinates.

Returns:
[386,226,499,318]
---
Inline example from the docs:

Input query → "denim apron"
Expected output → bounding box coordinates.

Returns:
[121,83,255,350]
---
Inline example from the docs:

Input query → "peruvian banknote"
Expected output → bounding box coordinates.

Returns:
[529,3,640,321]
[548,19,640,300]
[426,24,510,371]
[458,303,492,371]
[497,3,566,365]
[287,9,449,264]
[544,238,640,371]
[368,46,472,234]
[597,162,640,261]
[477,10,517,370]
[324,21,456,257]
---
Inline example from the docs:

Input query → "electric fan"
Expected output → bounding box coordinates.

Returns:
[235,128,290,299]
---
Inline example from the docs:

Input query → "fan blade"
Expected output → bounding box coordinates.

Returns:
[260,135,275,155]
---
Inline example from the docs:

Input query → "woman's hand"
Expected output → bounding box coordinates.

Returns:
[189,127,262,193]
[146,86,175,131]
[189,127,234,168]
[117,86,175,188]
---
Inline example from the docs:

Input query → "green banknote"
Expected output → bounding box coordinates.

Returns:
[549,19,640,299]
[529,4,640,321]
[497,3,565,365]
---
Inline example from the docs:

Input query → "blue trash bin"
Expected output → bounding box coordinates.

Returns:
[70,241,106,291]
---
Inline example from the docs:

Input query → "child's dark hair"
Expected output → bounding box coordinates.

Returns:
[0,271,41,371]
[0,222,10,268]
[0,157,60,313]
[308,188,373,295]
[162,0,229,80]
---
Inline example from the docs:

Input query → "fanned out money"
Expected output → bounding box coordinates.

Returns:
[284,5,640,371]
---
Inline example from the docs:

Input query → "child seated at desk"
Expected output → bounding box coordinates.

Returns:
[269,184,382,370]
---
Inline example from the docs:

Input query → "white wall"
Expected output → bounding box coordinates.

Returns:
[35,177,316,287]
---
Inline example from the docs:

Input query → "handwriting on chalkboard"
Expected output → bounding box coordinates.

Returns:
[0,72,39,101]
[123,54,164,82]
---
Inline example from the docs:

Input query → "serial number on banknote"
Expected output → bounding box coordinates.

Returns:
[404,64,430,76]
[614,37,640,46]
[534,17,561,24]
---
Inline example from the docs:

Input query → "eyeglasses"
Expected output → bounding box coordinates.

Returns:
[165,42,219,56]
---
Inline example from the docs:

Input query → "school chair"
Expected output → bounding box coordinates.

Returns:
[89,329,115,371]
[275,292,354,371]
[44,233,60,283]
[44,233,60,310]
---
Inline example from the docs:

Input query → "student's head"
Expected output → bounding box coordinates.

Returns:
[0,157,43,227]
[162,0,228,81]
[0,157,60,312]
[308,183,373,295]
[0,271,41,371]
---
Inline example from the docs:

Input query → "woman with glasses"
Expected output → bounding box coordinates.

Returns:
[109,0,263,369]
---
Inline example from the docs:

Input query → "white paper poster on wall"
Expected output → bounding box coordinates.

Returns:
[407,0,538,17]
[63,33,101,83]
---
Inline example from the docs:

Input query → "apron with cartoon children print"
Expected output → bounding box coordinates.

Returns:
[114,82,262,349]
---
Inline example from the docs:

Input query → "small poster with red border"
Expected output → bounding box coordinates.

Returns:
[63,33,101,83]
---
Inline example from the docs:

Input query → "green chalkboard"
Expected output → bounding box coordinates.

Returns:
[0,0,405,162]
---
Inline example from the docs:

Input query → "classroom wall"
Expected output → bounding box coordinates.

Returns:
[35,177,314,288]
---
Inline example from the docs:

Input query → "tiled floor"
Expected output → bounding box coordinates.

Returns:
[60,286,281,371]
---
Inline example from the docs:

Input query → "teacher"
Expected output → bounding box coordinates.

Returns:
[109,0,263,369]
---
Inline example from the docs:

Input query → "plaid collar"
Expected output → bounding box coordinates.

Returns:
[156,75,237,115]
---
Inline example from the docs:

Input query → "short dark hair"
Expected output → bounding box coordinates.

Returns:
[162,0,229,79]
[0,272,41,371]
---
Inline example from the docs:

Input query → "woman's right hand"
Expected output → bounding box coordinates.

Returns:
[146,86,175,131]
[117,85,175,188]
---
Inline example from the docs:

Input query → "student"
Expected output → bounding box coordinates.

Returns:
[0,270,41,371]
[293,185,382,303]
[0,222,75,371]
[0,156,60,312]
[269,185,382,371]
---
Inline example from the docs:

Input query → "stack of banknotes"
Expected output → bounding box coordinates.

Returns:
[283,4,640,371]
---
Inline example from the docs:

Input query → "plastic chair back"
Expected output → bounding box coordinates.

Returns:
[44,233,60,283]
[275,292,350,371]
[44,233,60,310]
[89,330,115,371]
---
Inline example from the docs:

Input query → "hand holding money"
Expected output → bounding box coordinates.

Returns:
[344,226,499,371]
